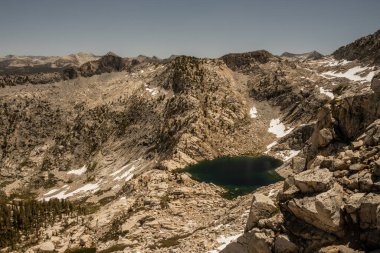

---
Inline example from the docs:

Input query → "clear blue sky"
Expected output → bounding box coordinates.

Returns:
[0,0,379,58]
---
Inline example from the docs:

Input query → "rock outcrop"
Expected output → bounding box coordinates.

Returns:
[372,73,380,94]
[333,29,380,65]
[221,50,277,72]
[281,51,324,60]
[227,74,380,252]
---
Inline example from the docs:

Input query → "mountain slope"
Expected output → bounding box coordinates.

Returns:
[0,30,379,252]
[333,29,380,65]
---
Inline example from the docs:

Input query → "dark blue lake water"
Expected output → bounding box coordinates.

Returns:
[181,156,283,198]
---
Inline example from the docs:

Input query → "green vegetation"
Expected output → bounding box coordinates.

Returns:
[87,162,97,172]
[0,199,88,249]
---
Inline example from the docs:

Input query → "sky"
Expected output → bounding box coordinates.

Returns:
[0,0,379,58]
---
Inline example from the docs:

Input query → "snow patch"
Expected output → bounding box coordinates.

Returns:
[249,106,258,118]
[322,59,350,67]
[146,87,159,96]
[113,165,136,181]
[321,66,375,82]
[277,150,300,161]
[67,165,87,175]
[268,189,279,197]
[319,87,334,99]
[213,224,224,230]
[268,119,293,138]
[266,141,277,150]
[110,166,127,177]
[43,182,101,200]
[43,188,60,196]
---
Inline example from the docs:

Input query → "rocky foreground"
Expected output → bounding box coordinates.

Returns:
[222,74,380,253]
[0,30,379,252]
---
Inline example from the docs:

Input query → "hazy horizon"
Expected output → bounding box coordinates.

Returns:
[1,0,379,58]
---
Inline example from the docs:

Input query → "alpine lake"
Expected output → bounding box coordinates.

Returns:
[180,156,283,199]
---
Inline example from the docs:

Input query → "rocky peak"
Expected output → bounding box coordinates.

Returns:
[105,51,119,57]
[221,50,276,72]
[165,56,205,93]
[63,52,125,79]
[333,29,380,65]
[281,50,324,60]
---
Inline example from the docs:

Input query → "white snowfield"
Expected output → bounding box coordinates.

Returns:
[266,141,277,150]
[320,58,350,67]
[268,119,294,138]
[43,181,101,201]
[277,150,301,161]
[43,188,60,196]
[208,234,242,253]
[43,160,141,201]
[321,66,376,83]
[249,106,258,118]
[67,165,87,175]
[319,87,334,99]
[113,165,136,181]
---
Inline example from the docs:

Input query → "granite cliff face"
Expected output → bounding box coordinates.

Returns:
[0,30,379,252]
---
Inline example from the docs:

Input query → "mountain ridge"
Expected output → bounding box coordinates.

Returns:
[0,29,379,252]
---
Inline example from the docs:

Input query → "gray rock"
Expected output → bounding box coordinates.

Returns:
[373,158,380,176]
[291,156,306,174]
[358,193,380,230]
[351,140,364,150]
[241,228,274,253]
[274,234,298,253]
[245,193,277,232]
[294,168,333,193]
[346,173,359,190]
[344,193,366,224]
[287,183,345,236]
[318,245,364,253]
[318,128,334,147]
[358,170,373,192]
[349,163,367,172]
[221,228,274,253]
[332,159,349,171]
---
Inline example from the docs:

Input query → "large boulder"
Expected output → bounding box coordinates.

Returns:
[318,245,364,253]
[294,168,333,193]
[274,234,299,253]
[287,183,345,236]
[245,193,278,232]
[374,158,380,176]
[221,229,275,253]
[358,193,380,230]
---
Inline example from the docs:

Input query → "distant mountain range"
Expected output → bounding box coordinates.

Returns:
[0,52,99,74]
